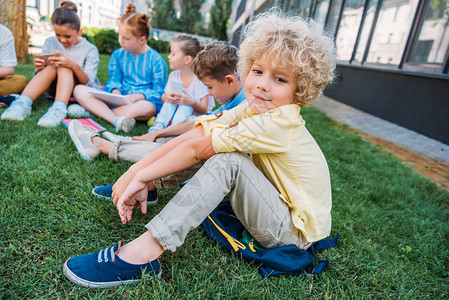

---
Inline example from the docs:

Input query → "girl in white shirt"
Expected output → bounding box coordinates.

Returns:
[148,35,213,133]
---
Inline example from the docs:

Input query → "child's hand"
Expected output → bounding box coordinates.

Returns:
[112,168,137,206]
[48,50,75,69]
[173,92,195,106]
[162,92,178,104]
[125,93,145,103]
[116,179,149,224]
[32,54,46,71]
[111,89,122,95]
[132,131,158,142]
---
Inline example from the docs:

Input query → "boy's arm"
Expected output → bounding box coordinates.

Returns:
[0,66,14,79]
[115,129,215,224]
[112,125,203,202]
[132,121,195,142]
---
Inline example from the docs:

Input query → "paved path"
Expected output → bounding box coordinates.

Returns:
[314,96,449,164]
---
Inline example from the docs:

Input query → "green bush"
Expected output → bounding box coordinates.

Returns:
[81,32,95,44]
[94,29,120,54]
[81,27,170,55]
[147,37,170,54]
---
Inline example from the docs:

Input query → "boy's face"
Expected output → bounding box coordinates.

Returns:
[245,58,297,114]
[53,24,81,48]
[201,76,236,105]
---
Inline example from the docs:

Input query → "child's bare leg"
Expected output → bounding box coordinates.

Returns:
[54,67,75,104]
[91,136,112,155]
[73,85,117,123]
[21,65,57,100]
[113,101,156,121]
[117,230,164,264]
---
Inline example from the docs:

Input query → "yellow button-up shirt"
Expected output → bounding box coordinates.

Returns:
[195,103,332,242]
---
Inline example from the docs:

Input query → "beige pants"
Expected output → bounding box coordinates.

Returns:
[0,75,29,96]
[108,136,203,189]
[146,152,309,252]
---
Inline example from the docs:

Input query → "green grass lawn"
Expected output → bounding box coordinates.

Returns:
[1,55,448,298]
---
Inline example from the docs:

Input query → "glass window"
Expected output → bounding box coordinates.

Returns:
[325,0,344,36]
[366,0,419,65]
[313,0,331,33]
[408,0,449,65]
[354,0,379,62]
[26,0,37,7]
[298,0,312,18]
[335,0,366,61]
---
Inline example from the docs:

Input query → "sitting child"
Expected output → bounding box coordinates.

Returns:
[68,41,245,164]
[0,24,29,105]
[148,35,214,133]
[70,4,167,133]
[1,1,99,127]
[63,12,336,288]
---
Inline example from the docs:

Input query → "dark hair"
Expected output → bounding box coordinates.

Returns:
[193,41,239,82]
[171,35,203,58]
[120,3,151,38]
[51,1,80,31]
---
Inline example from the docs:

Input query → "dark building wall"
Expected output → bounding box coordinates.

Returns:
[324,64,449,144]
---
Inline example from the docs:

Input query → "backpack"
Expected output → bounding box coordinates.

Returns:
[202,201,339,277]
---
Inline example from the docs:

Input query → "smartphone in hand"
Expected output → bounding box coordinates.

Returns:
[170,80,184,94]
[36,53,58,65]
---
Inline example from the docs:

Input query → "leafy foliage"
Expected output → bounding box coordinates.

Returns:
[149,0,182,31]
[209,0,233,41]
[179,0,204,34]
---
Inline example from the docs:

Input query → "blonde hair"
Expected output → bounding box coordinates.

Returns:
[120,3,151,38]
[238,11,336,107]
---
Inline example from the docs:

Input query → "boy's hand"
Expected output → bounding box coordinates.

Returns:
[111,89,121,95]
[116,179,149,224]
[132,131,158,142]
[112,167,138,206]
[32,54,46,71]
[48,51,75,69]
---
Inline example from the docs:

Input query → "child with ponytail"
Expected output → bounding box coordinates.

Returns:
[70,4,167,133]
[148,35,213,133]
[1,1,100,127]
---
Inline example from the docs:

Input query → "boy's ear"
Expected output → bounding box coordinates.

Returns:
[224,74,235,86]
[78,28,83,36]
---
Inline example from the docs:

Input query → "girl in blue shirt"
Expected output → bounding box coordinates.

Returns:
[71,4,167,133]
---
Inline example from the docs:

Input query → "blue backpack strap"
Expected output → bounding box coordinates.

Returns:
[314,233,339,250]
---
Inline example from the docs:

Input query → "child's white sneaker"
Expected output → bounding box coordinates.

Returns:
[37,105,67,127]
[68,120,100,160]
[114,116,135,133]
[147,122,164,133]
[67,104,91,118]
[1,97,32,121]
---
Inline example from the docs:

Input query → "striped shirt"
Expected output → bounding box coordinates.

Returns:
[41,36,100,88]
[104,47,167,112]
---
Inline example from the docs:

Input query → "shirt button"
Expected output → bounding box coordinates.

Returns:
[229,122,238,128]
[215,111,223,118]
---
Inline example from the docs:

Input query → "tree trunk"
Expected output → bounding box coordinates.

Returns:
[0,0,29,63]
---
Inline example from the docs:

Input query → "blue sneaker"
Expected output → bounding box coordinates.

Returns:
[92,185,158,206]
[63,241,162,288]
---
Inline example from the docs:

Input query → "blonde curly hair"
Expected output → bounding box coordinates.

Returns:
[238,11,336,107]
